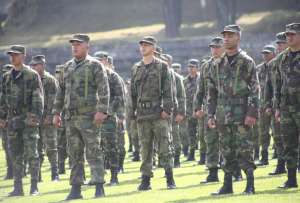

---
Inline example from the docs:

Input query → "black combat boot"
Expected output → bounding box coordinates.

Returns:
[269,159,286,175]
[201,168,219,184]
[58,162,66,174]
[30,179,39,196]
[186,148,195,161]
[65,185,83,200]
[132,151,140,162]
[138,175,151,191]
[257,150,269,166]
[174,155,181,168]
[211,173,233,195]
[95,183,105,198]
[109,168,119,186]
[278,168,298,189]
[51,166,59,181]
[243,169,255,195]
[233,168,243,182]
[8,180,24,197]
[165,168,176,189]
[254,147,260,161]
[183,146,189,157]
[198,152,206,165]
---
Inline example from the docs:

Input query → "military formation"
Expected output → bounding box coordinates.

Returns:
[0,22,299,200]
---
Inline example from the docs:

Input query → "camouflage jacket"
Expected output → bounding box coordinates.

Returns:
[274,48,300,110]
[170,69,179,115]
[52,55,109,118]
[255,62,269,108]
[107,68,126,119]
[184,73,199,117]
[131,57,173,121]
[0,65,44,123]
[207,50,258,125]
[174,71,186,116]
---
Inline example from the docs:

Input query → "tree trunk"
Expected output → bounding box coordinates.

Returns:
[216,0,237,29]
[163,0,182,38]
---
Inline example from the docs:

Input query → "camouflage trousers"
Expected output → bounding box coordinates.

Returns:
[187,117,198,150]
[1,129,13,174]
[137,118,173,177]
[8,127,40,182]
[101,115,119,170]
[204,117,219,169]
[179,120,189,150]
[130,119,140,153]
[218,123,256,173]
[172,120,181,157]
[271,117,284,160]
[198,116,207,154]
[126,117,132,149]
[251,123,260,152]
[280,107,300,169]
[38,126,58,168]
[117,121,126,164]
[57,127,67,166]
[258,112,271,151]
[66,115,104,185]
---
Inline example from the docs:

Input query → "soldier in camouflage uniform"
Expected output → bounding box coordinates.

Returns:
[274,23,300,189]
[256,45,276,166]
[30,55,60,181]
[184,59,200,161]
[0,45,44,196]
[131,36,176,190]
[194,37,224,183]
[53,34,110,199]
[207,25,258,195]
[265,32,288,175]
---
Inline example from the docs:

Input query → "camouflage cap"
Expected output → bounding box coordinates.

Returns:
[209,37,223,47]
[188,59,200,68]
[261,45,276,54]
[285,23,300,34]
[275,32,287,44]
[29,55,46,65]
[221,24,242,34]
[108,55,113,65]
[154,46,163,55]
[69,34,90,43]
[2,64,13,73]
[162,54,173,63]
[94,51,109,60]
[139,36,157,46]
[171,63,182,69]
[7,45,26,55]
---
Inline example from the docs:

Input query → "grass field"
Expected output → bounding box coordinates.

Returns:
[0,140,299,203]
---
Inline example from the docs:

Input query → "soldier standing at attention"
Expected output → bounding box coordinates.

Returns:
[52,34,110,200]
[131,36,176,190]
[0,45,44,196]
[207,25,258,195]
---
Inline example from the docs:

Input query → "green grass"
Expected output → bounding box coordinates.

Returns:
[0,141,299,203]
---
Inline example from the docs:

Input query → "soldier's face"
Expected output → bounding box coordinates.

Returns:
[31,63,44,76]
[262,52,275,63]
[139,43,155,57]
[286,32,300,48]
[188,66,198,75]
[223,32,240,50]
[276,42,288,53]
[100,58,109,66]
[71,41,89,59]
[210,46,224,58]
[9,53,25,66]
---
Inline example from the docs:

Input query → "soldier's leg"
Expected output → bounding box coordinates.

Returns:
[126,118,133,152]
[180,120,189,157]
[131,120,140,161]
[251,123,260,160]
[118,122,126,173]
[198,117,206,165]
[236,124,256,194]
[172,121,181,167]
[23,127,40,195]
[43,126,59,181]
[187,117,198,161]
[7,130,24,196]
[258,113,271,166]
[2,129,13,179]
[57,127,67,174]
[37,134,44,182]
[137,120,153,190]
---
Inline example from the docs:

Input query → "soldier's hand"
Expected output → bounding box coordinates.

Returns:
[53,114,62,128]
[207,118,216,129]
[160,111,170,120]
[0,119,6,128]
[244,116,256,127]
[175,114,184,123]
[94,112,107,125]
[265,108,272,116]
[275,109,280,123]
[194,110,205,119]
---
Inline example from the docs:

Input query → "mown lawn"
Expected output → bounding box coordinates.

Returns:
[0,141,299,203]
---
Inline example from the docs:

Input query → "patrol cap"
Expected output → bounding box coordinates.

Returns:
[172,63,182,69]
[139,36,157,46]
[221,24,242,34]
[2,64,13,73]
[108,56,113,65]
[162,54,173,63]
[285,23,300,34]
[29,55,46,65]
[7,45,26,55]
[69,34,90,43]
[188,59,200,68]
[209,37,223,47]
[154,46,163,55]
[94,51,109,60]
[275,32,287,44]
[261,45,276,54]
